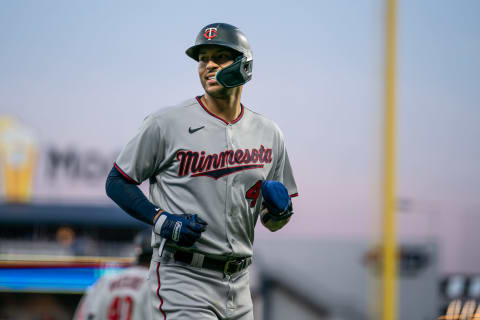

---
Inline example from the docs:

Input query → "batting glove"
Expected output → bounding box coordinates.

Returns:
[154,211,207,247]
[260,180,293,231]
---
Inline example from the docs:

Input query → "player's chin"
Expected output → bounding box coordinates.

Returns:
[204,85,230,98]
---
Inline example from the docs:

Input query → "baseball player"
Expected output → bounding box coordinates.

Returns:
[105,22,298,319]
[73,229,153,320]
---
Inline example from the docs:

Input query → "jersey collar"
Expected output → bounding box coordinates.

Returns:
[196,96,244,125]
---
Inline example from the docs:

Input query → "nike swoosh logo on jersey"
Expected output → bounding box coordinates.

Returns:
[188,126,205,134]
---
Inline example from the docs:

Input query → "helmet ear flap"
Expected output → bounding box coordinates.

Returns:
[215,56,253,88]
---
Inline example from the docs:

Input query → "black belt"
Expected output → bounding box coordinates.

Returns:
[173,250,252,275]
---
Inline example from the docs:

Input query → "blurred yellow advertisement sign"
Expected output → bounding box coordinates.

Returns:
[0,117,37,203]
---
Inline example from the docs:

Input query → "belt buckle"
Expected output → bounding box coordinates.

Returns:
[224,259,244,275]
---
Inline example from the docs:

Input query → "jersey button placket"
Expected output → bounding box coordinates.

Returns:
[226,124,234,147]
[225,124,235,251]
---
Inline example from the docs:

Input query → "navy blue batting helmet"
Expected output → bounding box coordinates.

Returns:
[186,23,253,88]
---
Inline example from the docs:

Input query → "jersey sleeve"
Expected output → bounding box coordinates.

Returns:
[72,295,87,320]
[79,276,109,319]
[273,131,298,198]
[115,115,165,184]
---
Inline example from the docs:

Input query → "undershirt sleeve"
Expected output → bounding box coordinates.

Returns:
[105,165,158,225]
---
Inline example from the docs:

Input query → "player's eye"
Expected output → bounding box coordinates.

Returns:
[215,53,232,64]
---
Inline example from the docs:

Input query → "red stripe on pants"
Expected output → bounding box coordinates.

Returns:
[156,262,166,319]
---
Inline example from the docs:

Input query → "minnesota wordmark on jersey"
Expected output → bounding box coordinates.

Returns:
[176,145,273,179]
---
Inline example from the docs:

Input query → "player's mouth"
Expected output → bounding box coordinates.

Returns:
[206,74,217,85]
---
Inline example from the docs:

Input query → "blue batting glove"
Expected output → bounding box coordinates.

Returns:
[154,211,207,247]
[261,180,293,222]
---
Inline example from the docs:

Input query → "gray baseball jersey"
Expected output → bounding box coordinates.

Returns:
[115,96,298,258]
[74,266,153,320]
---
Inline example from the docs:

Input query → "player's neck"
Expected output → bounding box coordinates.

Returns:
[203,91,242,123]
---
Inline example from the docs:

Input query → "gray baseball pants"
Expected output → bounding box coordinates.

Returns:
[148,249,254,320]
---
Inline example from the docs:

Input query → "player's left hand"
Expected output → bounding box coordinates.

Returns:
[260,180,293,232]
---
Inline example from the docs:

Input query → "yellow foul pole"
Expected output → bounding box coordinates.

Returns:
[383,0,398,319]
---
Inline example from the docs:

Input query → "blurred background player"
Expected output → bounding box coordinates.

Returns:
[73,229,153,320]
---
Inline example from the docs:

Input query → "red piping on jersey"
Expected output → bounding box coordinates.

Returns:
[290,193,299,198]
[196,96,244,125]
[114,163,140,185]
[156,262,166,319]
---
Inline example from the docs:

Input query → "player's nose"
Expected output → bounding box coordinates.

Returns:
[205,58,220,70]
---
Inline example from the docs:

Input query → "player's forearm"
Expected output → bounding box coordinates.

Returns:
[105,166,158,225]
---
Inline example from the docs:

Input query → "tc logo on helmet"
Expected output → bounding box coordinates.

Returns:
[203,27,217,40]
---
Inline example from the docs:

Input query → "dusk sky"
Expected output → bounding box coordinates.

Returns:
[1,0,479,273]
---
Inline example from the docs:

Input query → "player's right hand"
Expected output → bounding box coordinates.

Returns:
[154,211,207,247]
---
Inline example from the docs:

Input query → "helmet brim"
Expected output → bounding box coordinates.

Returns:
[185,43,251,62]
